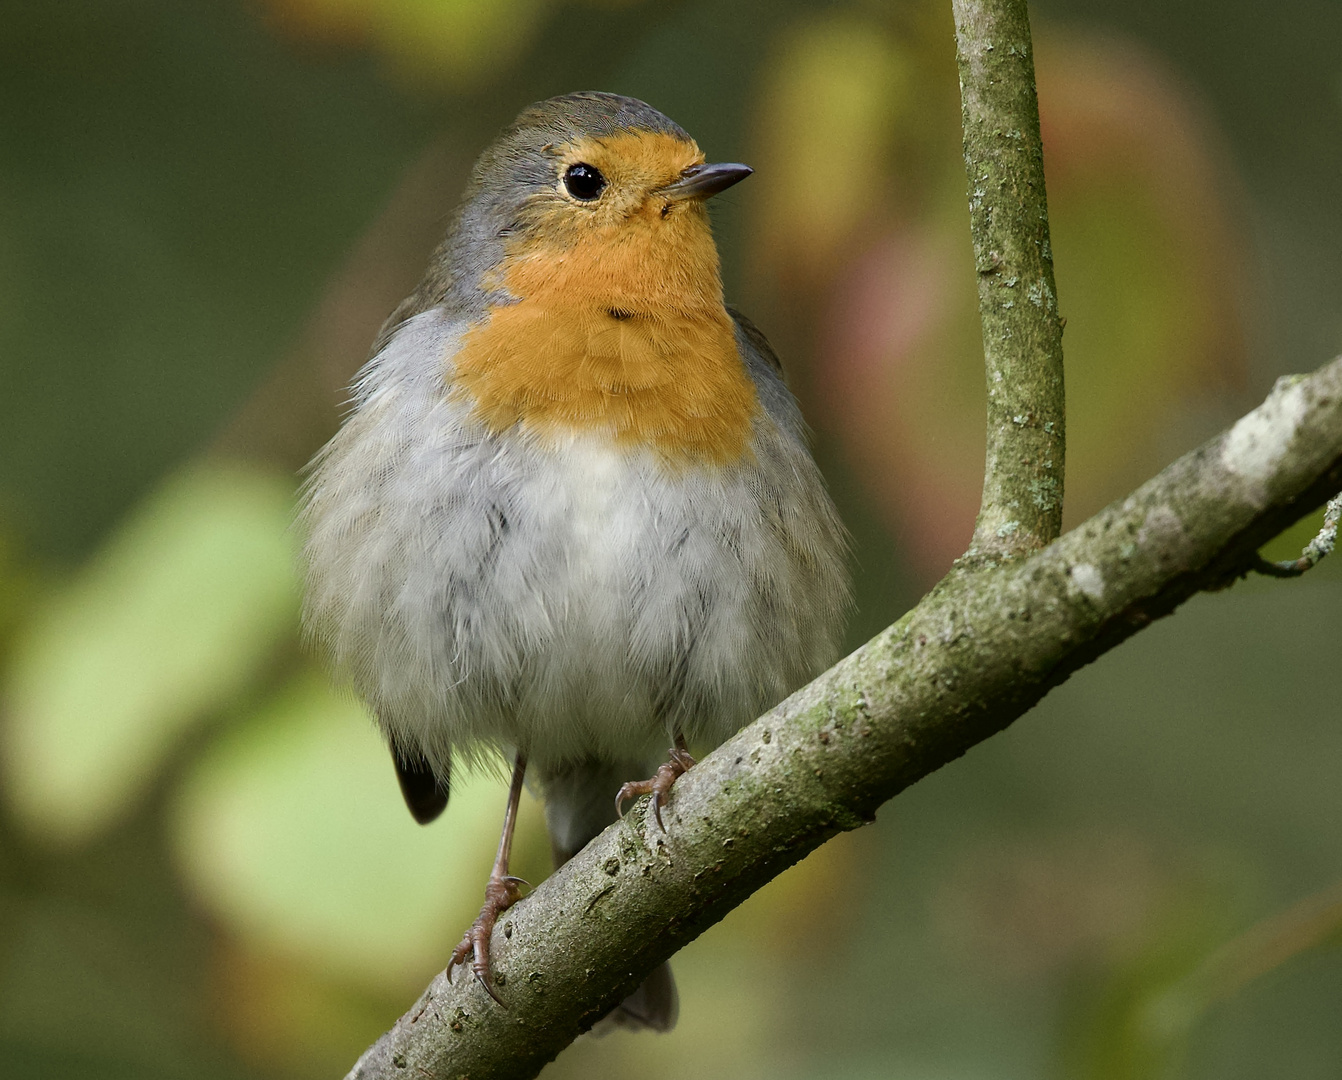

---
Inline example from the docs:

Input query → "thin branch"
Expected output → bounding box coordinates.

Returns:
[1252,489,1341,576]
[954,0,1066,562]
[347,356,1342,1080]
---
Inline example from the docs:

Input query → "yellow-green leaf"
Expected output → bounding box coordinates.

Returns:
[0,463,298,844]
[171,670,540,992]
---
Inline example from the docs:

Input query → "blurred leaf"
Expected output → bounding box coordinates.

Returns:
[171,669,546,994]
[261,0,587,86]
[751,15,911,284]
[1147,883,1342,1075]
[0,463,297,845]
[749,18,1251,583]
[1059,892,1236,1080]
[932,832,1166,987]
[209,940,397,1080]
[0,0,435,560]
[1063,881,1342,1080]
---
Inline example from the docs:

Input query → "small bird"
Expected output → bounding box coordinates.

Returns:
[301,92,848,1031]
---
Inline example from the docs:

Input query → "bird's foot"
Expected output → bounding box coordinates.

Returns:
[447,872,527,1005]
[615,747,697,831]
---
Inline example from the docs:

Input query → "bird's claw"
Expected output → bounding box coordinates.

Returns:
[447,873,525,1005]
[615,747,697,830]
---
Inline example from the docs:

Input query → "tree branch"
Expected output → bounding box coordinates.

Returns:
[954,0,1066,561]
[347,359,1342,1080]
[343,3,1339,1076]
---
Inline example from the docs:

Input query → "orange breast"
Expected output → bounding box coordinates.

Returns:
[448,201,757,466]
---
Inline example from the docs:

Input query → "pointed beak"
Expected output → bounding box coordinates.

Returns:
[657,162,754,201]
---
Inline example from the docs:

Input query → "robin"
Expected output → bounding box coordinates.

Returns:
[301,91,849,1031]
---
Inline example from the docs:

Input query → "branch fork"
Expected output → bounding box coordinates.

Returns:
[344,2,1342,1075]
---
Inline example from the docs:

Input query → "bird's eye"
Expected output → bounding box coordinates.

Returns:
[563,163,606,201]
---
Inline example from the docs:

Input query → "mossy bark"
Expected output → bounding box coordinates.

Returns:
[343,1,1342,1076]
[953,0,1066,560]
[349,360,1342,1079]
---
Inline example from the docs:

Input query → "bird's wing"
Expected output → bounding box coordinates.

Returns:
[726,305,785,379]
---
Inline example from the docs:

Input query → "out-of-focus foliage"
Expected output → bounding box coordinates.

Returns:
[0,531,42,658]
[750,17,911,285]
[260,0,639,86]
[1061,879,1342,1080]
[0,0,436,560]
[747,12,1251,582]
[1,0,1340,1077]
[1,465,296,844]
[173,669,546,992]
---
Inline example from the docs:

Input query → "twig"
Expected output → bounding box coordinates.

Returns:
[953,0,1067,562]
[1252,491,1341,576]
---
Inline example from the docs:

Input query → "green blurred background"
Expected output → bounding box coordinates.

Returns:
[1,0,1340,1077]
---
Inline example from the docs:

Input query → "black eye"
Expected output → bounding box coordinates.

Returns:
[563,163,606,201]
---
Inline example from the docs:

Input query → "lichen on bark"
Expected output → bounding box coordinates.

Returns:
[953,0,1066,561]
[347,357,1342,1080]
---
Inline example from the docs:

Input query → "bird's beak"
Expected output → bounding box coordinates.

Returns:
[657,162,754,201]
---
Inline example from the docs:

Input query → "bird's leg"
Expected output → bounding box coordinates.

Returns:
[615,733,696,831]
[448,751,527,1005]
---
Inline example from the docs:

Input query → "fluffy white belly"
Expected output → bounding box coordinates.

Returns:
[553,439,629,654]
[301,310,848,778]
[502,436,674,758]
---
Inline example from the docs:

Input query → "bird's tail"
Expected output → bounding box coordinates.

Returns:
[540,756,679,1034]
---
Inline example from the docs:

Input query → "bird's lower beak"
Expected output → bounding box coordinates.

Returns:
[657,162,754,201]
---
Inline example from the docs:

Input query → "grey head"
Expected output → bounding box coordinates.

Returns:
[384,92,752,337]
[418,93,692,320]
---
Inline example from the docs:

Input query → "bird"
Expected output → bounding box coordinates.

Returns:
[300,91,849,1032]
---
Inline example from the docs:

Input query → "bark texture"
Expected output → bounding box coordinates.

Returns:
[342,2,1340,1076]
[347,361,1342,1080]
[954,0,1066,560]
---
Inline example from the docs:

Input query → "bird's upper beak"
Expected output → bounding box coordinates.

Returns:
[657,161,754,201]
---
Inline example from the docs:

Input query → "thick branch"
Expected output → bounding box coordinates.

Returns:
[348,358,1342,1080]
[954,0,1066,560]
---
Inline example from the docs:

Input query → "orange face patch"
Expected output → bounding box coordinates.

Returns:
[449,131,757,466]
